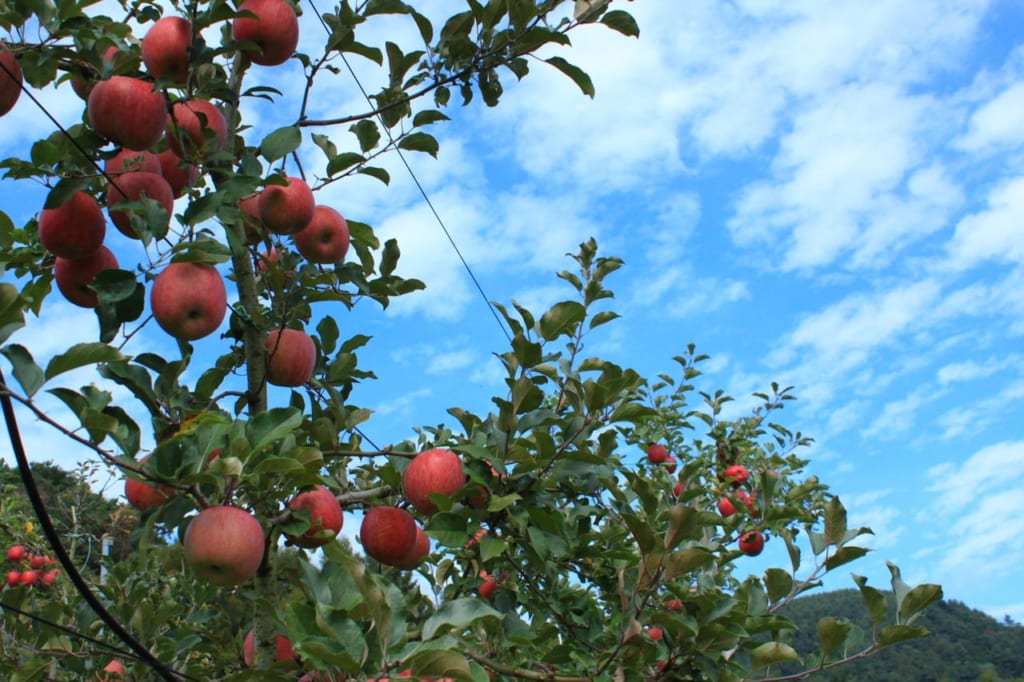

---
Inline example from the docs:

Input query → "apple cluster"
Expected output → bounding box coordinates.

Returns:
[4,545,60,588]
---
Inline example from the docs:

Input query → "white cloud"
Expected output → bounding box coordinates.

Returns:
[945,176,1024,270]
[957,81,1024,152]
[861,385,947,441]
[425,348,475,375]
[936,354,1022,385]
[937,379,1024,440]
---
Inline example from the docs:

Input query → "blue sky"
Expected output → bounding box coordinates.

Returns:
[2,0,1023,624]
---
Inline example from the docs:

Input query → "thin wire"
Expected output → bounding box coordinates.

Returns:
[304,1,513,344]
[0,600,144,663]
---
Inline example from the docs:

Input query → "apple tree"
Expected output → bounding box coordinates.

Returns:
[0,0,942,680]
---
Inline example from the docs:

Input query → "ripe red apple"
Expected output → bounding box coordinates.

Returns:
[647,443,668,464]
[672,481,683,497]
[124,456,174,511]
[40,569,58,586]
[232,0,299,67]
[0,43,23,117]
[105,148,162,176]
[359,506,416,566]
[239,193,264,243]
[166,99,227,160]
[38,190,105,258]
[293,206,350,263]
[256,247,278,273]
[665,598,683,612]
[258,176,314,235]
[54,246,119,308]
[105,171,175,238]
[156,149,199,197]
[478,575,497,600]
[150,262,227,341]
[19,570,36,586]
[403,448,466,515]
[391,524,430,570]
[142,16,193,82]
[264,328,316,387]
[663,456,677,474]
[29,554,43,569]
[101,659,126,679]
[242,629,295,667]
[183,506,264,586]
[286,485,343,548]
[88,75,167,151]
[723,464,749,487]
[738,530,764,556]
[717,491,754,518]
[648,626,664,641]
[6,545,25,562]
[5,570,20,586]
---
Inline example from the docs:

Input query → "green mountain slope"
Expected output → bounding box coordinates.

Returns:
[776,589,1024,681]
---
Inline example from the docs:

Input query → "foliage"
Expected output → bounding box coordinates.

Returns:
[0,0,941,680]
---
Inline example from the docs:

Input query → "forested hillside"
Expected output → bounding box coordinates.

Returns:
[778,589,1024,681]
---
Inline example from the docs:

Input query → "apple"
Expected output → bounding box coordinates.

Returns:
[239,193,264,242]
[258,176,314,235]
[55,246,119,309]
[0,43,23,117]
[5,570,20,587]
[6,545,25,562]
[242,629,295,667]
[150,262,227,341]
[723,464,749,487]
[19,570,36,586]
[101,659,126,679]
[29,554,43,569]
[156,148,199,197]
[183,506,264,586]
[124,455,175,511]
[256,247,278,273]
[647,443,668,464]
[391,524,430,570]
[38,190,106,258]
[232,0,300,67]
[40,569,58,586]
[88,75,167,151]
[663,456,677,474]
[286,485,343,548]
[402,448,465,515]
[717,491,754,518]
[105,170,175,238]
[166,98,227,160]
[359,506,416,566]
[478,575,497,600]
[738,530,764,556]
[264,328,316,387]
[648,626,663,641]
[665,598,683,612]
[672,481,683,497]
[142,17,193,82]
[293,205,350,263]
[105,148,162,176]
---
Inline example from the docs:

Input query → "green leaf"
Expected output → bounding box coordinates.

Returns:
[0,345,44,396]
[0,283,26,345]
[350,120,381,152]
[764,568,793,604]
[750,642,799,671]
[899,584,943,623]
[43,177,92,209]
[358,166,390,185]
[170,237,233,265]
[544,56,595,98]
[539,301,585,341]
[404,646,471,681]
[380,238,400,276]
[247,407,303,453]
[45,343,127,381]
[852,574,887,626]
[816,616,851,657]
[260,126,302,162]
[398,131,439,157]
[600,10,639,37]
[824,496,848,546]
[422,597,501,640]
[824,545,870,571]
[412,109,450,127]
[876,624,929,648]
[887,561,911,617]
[589,310,620,330]
[326,151,366,176]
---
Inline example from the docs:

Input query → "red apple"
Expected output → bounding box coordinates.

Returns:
[29,554,43,569]
[478,576,497,600]
[88,76,167,151]
[391,524,430,570]
[40,569,58,586]
[101,659,126,679]
[183,506,264,586]
[232,0,299,67]
[738,530,764,556]
[293,205,350,263]
[150,262,227,341]
[156,148,199,197]
[723,465,749,487]
[647,443,668,464]
[264,328,316,387]
[665,598,683,612]
[403,447,465,515]
[286,485,343,548]
[648,626,664,641]
[359,506,416,566]
[663,456,677,474]
[0,43,23,117]
[54,246,119,308]
[5,570,20,586]
[672,481,683,497]
[19,570,36,586]
[166,99,227,160]
[242,629,295,667]
[258,176,314,235]
[105,148,162,176]
[142,17,193,82]
[6,545,25,562]
[239,193,264,243]
[256,247,278,273]
[105,170,175,238]
[124,456,175,511]
[38,190,106,259]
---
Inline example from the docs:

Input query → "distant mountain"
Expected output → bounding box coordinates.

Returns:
[775,589,1024,682]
